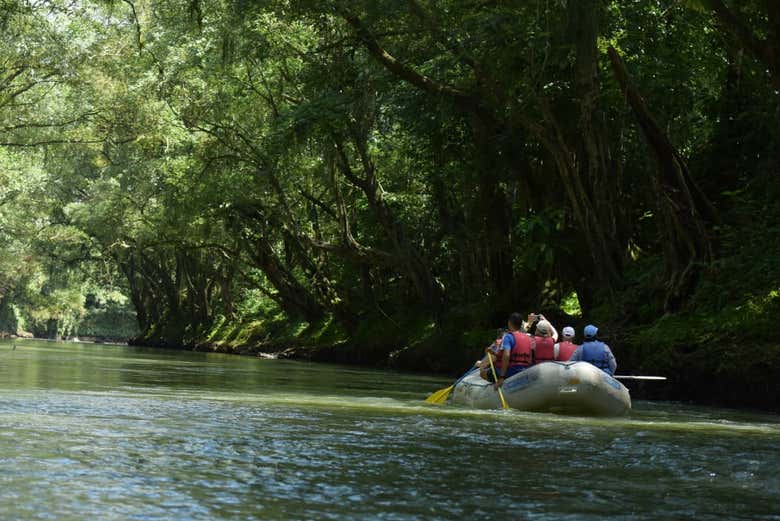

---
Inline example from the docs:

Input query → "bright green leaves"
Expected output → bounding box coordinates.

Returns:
[0,0,776,346]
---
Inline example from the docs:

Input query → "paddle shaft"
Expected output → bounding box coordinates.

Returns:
[487,350,509,410]
[425,342,502,404]
[424,363,482,404]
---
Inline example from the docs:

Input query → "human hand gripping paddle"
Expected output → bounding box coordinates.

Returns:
[487,350,509,410]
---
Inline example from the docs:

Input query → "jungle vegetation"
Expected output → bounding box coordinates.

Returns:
[0,0,778,406]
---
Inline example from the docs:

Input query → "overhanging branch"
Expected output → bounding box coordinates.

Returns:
[341,13,475,105]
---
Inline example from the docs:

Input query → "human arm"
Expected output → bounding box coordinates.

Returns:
[605,345,617,374]
[495,333,514,386]
[495,351,510,387]
[475,341,495,367]
[553,342,560,360]
[539,314,558,341]
[526,313,537,332]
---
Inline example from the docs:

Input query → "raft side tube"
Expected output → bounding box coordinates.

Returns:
[450,361,631,416]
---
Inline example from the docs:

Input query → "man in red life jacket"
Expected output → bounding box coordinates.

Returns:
[478,313,533,389]
[554,326,579,361]
[532,318,558,365]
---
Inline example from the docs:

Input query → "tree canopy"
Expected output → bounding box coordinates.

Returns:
[0,0,777,370]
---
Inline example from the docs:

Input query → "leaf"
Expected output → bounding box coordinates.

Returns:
[681,0,708,12]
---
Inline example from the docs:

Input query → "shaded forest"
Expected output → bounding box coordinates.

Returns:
[0,0,778,408]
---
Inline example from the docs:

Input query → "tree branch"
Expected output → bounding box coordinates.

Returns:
[406,0,482,74]
[123,0,144,53]
[706,0,780,88]
[341,13,475,104]
[707,0,765,56]
[0,112,97,133]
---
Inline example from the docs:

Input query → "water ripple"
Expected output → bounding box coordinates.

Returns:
[0,341,777,520]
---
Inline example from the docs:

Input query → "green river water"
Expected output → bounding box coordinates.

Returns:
[0,340,777,520]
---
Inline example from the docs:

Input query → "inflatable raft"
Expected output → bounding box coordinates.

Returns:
[449,361,631,416]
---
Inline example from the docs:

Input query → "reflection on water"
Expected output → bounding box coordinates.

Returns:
[0,340,777,520]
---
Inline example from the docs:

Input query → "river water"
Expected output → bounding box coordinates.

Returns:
[0,340,777,520]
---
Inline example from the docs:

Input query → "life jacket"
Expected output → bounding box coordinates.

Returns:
[508,331,533,368]
[581,340,613,374]
[556,341,578,361]
[491,338,505,366]
[533,336,555,364]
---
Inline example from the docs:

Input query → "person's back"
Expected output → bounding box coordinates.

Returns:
[554,326,578,361]
[556,340,578,361]
[569,324,617,375]
[481,313,530,386]
[508,331,533,371]
[534,336,555,363]
[531,319,556,364]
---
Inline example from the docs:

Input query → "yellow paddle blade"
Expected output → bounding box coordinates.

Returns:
[425,385,454,405]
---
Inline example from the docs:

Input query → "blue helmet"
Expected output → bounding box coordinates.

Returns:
[584,324,598,339]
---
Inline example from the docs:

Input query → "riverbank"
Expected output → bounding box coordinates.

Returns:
[151,300,779,412]
[123,180,780,412]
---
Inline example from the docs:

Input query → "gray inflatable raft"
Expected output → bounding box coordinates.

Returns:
[450,361,631,416]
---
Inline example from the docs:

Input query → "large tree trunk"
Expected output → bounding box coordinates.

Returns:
[519,106,624,292]
[333,134,443,311]
[264,169,343,312]
[341,13,513,306]
[119,257,151,334]
[567,0,627,280]
[256,238,324,322]
[471,114,515,302]
[117,250,186,345]
[506,2,626,296]
[607,46,717,310]
[242,228,325,323]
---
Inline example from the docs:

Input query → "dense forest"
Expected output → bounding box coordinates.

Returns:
[0,0,778,408]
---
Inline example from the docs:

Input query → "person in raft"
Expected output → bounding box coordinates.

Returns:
[568,324,617,375]
[476,330,505,381]
[530,316,559,365]
[554,326,579,361]
[476,312,533,387]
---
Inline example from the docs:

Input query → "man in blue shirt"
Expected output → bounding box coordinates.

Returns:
[568,324,617,375]
[478,313,527,385]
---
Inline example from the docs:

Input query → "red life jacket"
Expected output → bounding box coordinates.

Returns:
[509,331,533,367]
[556,341,578,361]
[534,336,555,364]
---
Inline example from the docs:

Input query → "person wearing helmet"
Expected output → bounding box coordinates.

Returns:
[554,326,578,361]
[568,324,617,375]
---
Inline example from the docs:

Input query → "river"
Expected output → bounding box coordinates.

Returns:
[0,340,777,520]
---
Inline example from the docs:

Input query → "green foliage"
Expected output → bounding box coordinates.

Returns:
[0,298,18,334]
[75,298,140,340]
[0,0,777,411]
[560,292,582,318]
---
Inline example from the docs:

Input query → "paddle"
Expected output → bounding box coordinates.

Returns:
[613,375,667,381]
[487,350,510,410]
[426,341,499,405]
[425,366,478,405]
